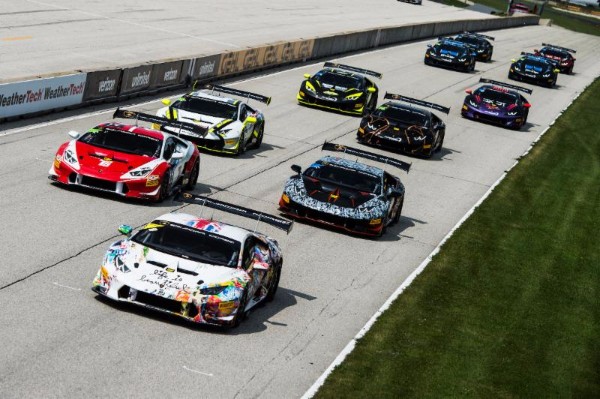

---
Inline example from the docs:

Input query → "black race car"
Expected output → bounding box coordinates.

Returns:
[297,62,381,116]
[534,43,576,74]
[424,38,477,72]
[357,93,450,158]
[279,142,410,237]
[462,78,532,130]
[452,32,494,62]
[508,52,560,88]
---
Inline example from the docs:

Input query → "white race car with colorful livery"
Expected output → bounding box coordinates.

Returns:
[92,193,292,328]
[154,83,271,155]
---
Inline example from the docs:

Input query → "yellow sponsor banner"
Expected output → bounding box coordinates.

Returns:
[217,39,315,77]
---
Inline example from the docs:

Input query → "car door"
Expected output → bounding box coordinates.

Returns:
[238,104,255,147]
[241,235,270,300]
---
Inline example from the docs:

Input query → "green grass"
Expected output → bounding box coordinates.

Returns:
[315,78,600,398]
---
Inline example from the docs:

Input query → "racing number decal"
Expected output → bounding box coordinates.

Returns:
[99,159,112,167]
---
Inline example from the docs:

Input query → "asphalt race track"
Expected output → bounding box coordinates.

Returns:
[1,20,600,399]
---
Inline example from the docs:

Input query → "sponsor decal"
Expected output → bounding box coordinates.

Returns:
[163,68,178,82]
[98,78,116,93]
[131,71,151,88]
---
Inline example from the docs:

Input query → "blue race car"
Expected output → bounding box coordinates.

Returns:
[424,37,477,72]
[462,78,532,130]
[508,52,560,88]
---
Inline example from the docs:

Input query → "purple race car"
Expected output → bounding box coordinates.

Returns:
[461,78,532,130]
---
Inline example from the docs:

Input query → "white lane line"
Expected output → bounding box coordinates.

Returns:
[52,282,81,291]
[182,366,214,377]
[301,87,589,399]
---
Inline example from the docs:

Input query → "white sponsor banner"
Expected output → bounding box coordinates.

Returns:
[0,73,87,118]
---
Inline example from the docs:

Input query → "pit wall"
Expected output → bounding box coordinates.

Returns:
[0,15,539,122]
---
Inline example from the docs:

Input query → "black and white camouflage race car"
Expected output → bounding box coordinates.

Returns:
[279,142,410,237]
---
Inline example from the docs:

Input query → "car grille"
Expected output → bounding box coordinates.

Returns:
[80,175,117,192]
[118,286,199,319]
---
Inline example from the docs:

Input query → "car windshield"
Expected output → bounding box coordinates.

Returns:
[132,222,241,267]
[316,71,362,90]
[476,88,518,107]
[523,59,550,72]
[456,36,481,46]
[437,43,466,56]
[173,96,238,120]
[79,128,162,157]
[376,105,429,126]
[305,163,381,194]
[542,49,567,59]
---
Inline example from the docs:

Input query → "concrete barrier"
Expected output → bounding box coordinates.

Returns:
[0,15,539,122]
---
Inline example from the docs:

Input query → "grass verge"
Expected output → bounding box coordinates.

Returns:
[315,78,600,398]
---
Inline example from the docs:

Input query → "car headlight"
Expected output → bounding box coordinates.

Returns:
[507,111,518,116]
[345,92,363,101]
[458,58,467,62]
[514,65,521,71]
[542,73,551,78]
[469,100,478,108]
[63,148,80,169]
[122,166,154,179]
[305,81,316,93]
[477,49,484,53]
[200,286,227,296]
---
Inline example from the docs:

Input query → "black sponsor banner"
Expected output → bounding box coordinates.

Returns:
[191,54,221,81]
[120,65,153,95]
[82,69,122,102]
[150,60,184,89]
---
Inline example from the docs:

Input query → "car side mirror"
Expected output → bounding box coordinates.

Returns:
[533,49,538,53]
[68,130,80,139]
[171,152,184,160]
[465,89,472,94]
[367,87,376,93]
[554,69,560,73]
[118,225,133,236]
[511,59,516,63]
[291,164,302,174]
[303,73,311,79]
[245,116,257,124]
[161,98,171,106]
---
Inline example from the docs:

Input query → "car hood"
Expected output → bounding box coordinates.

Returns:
[73,141,159,178]
[157,107,235,132]
[311,79,361,98]
[106,240,248,298]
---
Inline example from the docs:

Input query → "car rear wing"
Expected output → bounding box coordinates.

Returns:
[479,78,532,95]
[113,108,208,137]
[542,43,576,53]
[322,142,411,173]
[323,62,382,79]
[192,82,271,105]
[384,92,450,114]
[175,192,293,234]
[463,31,495,40]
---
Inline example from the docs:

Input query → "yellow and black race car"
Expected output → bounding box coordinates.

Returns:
[297,62,382,116]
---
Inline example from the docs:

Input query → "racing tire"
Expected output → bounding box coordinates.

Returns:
[391,197,404,225]
[487,51,493,62]
[265,262,282,302]
[157,169,171,202]
[251,124,264,150]
[230,290,248,328]
[435,131,445,153]
[376,216,389,238]
[236,132,246,156]
[185,161,199,190]
[567,66,573,75]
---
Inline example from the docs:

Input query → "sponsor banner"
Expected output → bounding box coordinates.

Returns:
[83,69,122,102]
[120,65,153,95]
[0,73,86,118]
[218,39,314,76]
[151,60,185,88]
[191,54,221,81]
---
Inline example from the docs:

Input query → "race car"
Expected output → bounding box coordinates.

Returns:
[155,83,270,155]
[92,192,292,328]
[357,92,450,158]
[297,62,382,116]
[279,142,410,237]
[424,38,477,72]
[49,109,200,201]
[508,52,560,88]
[534,43,576,74]
[452,31,494,62]
[397,0,422,5]
[461,78,532,130]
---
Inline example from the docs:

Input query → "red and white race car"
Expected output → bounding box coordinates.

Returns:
[49,109,200,201]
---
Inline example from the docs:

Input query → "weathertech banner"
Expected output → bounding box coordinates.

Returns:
[218,39,314,76]
[0,73,87,119]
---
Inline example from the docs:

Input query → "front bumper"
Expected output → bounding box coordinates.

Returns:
[461,104,523,128]
[509,70,554,86]
[425,54,471,70]
[297,90,364,115]
[279,195,384,237]
[357,128,431,156]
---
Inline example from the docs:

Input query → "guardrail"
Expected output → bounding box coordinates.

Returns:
[0,15,539,123]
